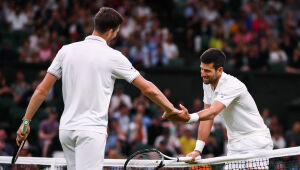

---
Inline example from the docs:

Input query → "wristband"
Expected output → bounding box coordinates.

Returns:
[22,117,31,122]
[194,140,205,152]
[187,113,199,123]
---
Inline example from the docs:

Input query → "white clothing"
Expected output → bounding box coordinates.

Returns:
[269,50,288,64]
[162,42,179,59]
[110,94,132,111]
[47,35,140,134]
[59,130,107,170]
[203,72,273,153]
[6,12,28,30]
[154,135,181,156]
[272,136,286,149]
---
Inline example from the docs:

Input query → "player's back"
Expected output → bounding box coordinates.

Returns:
[54,36,134,134]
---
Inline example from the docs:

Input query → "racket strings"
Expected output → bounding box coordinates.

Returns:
[125,151,163,169]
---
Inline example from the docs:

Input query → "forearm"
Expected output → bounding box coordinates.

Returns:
[197,119,214,141]
[23,86,49,120]
[142,81,174,112]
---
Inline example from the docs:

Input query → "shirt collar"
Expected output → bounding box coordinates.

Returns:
[85,35,107,45]
[213,72,227,92]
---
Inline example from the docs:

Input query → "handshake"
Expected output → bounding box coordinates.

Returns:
[162,104,199,123]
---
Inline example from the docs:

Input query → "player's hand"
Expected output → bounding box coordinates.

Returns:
[162,104,190,122]
[16,123,30,146]
[162,108,181,119]
[186,150,201,164]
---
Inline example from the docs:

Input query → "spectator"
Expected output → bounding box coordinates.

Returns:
[134,104,151,129]
[19,80,39,107]
[39,39,52,63]
[110,84,132,113]
[0,70,13,97]
[0,41,18,62]
[162,33,179,60]
[106,118,125,153]
[38,107,59,157]
[179,124,196,154]
[157,140,174,157]
[268,41,288,70]
[154,127,182,156]
[286,48,300,74]
[112,103,130,134]
[147,115,163,146]
[11,71,30,102]
[0,140,8,170]
[272,129,286,149]
[128,113,148,146]
[6,4,29,31]
[261,108,272,127]
[285,121,300,147]
[133,93,150,109]
[18,39,33,62]
[0,128,14,156]
[129,40,150,68]
[151,44,168,67]
[189,98,203,113]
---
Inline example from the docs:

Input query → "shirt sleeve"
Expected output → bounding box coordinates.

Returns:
[112,52,140,83]
[214,86,245,107]
[203,84,211,104]
[47,46,65,79]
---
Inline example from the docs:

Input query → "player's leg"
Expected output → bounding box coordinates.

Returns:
[75,130,107,170]
[59,130,76,170]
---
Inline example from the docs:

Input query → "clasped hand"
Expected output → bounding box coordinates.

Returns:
[162,104,190,122]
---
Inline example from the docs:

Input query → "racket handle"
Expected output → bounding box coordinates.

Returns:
[21,120,29,135]
[178,157,193,162]
[178,156,202,162]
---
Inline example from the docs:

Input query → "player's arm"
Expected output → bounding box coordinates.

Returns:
[186,104,214,161]
[16,73,57,145]
[132,75,179,114]
[194,100,225,120]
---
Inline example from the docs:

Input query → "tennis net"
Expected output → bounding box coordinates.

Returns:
[0,146,299,170]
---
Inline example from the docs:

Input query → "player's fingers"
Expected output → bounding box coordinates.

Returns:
[16,137,20,146]
[162,112,167,119]
[179,104,188,112]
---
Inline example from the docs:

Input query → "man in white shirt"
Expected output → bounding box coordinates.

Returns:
[16,7,181,170]
[163,48,273,169]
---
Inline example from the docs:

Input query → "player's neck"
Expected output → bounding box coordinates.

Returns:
[92,30,109,42]
[211,75,221,90]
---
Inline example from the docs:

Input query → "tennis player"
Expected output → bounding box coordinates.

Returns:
[163,48,273,169]
[16,7,181,170]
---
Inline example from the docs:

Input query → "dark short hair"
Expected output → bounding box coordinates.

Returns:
[94,7,123,33]
[200,48,226,69]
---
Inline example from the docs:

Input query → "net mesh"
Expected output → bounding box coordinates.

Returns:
[0,147,299,170]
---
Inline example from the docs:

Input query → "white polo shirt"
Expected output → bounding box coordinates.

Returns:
[203,72,270,142]
[47,35,140,134]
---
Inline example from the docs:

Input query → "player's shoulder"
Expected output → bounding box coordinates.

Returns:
[222,72,246,90]
[59,41,82,51]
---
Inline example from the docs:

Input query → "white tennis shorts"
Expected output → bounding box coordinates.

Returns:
[59,130,107,170]
[225,131,273,170]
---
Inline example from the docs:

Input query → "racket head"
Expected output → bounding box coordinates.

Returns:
[124,148,165,170]
[11,140,25,165]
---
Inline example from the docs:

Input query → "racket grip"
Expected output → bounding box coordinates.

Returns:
[178,157,193,162]
[21,120,29,135]
[178,156,202,162]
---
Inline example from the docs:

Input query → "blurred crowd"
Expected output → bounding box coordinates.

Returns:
[0,0,300,163]
[0,69,300,159]
[0,0,300,73]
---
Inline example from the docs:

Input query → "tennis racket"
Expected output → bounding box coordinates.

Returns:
[11,120,29,165]
[124,148,196,170]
